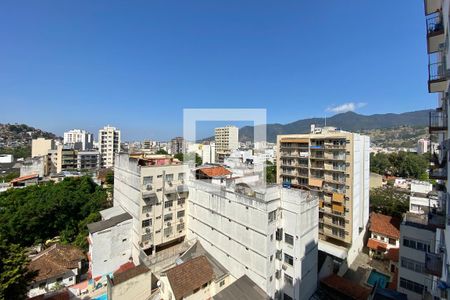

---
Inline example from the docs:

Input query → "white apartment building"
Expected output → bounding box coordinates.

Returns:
[215,126,239,162]
[98,126,121,168]
[409,180,439,214]
[201,143,216,164]
[276,126,370,272]
[187,179,319,300]
[63,129,94,150]
[113,153,189,266]
[417,138,430,154]
[396,1,450,299]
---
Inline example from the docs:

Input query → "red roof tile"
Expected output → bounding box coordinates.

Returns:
[113,261,135,276]
[10,173,39,183]
[113,264,150,285]
[165,256,214,300]
[367,238,388,251]
[369,212,400,239]
[198,166,231,178]
[385,248,399,262]
[321,274,371,300]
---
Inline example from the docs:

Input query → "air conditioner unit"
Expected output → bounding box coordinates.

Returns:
[146,184,153,191]
[282,264,288,270]
[168,181,173,186]
[167,222,171,226]
[145,228,151,233]
[146,213,150,217]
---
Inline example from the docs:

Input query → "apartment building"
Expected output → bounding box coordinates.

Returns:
[47,145,77,174]
[77,150,100,171]
[276,126,370,270]
[63,129,94,150]
[98,125,121,168]
[31,138,55,158]
[187,176,319,300]
[113,153,189,265]
[396,1,450,299]
[215,126,239,162]
[170,137,184,155]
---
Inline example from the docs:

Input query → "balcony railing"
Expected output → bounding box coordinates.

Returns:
[427,13,444,37]
[429,60,447,82]
[429,111,447,132]
[425,252,443,277]
[429,168,447,180]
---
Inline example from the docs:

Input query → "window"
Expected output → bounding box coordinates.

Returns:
[166,174,174,181]
[142,219,151,227]
[177,210,185,218]
[56,277,63,283]
[164,213,173,222]
[178,198,185,205]
[403,237,430,252]
[202,282,208,288]
[219,280,225,287]
[165,201,173,208]
[285,233,294,246]
[178,173,185,180]
[143,176,153,185]
[401,257,425,273]
[268,210,277,223]
[284,274,293,286]
[276,228,283,241]
[389,238,396,245]
[400,277,426,294]
[284,253,294,266]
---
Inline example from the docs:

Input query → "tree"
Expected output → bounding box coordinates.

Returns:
[105,170,114,185]
[156,149,168,155]
[0,240,36,300]
[174,152,202,166]
[266,161,276,183]
[370,186,409,218]
[0,172,19,183]
[174,153,183,161]
[370,151,428,180]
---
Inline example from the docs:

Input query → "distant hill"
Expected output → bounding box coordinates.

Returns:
[0,123,58,149]
[235,110,431,143]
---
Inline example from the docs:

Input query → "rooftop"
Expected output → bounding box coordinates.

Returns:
[29,244,85,282]
[213,275,269,300]
[369,212,400,239]
[164,255,214,300]
[197,166,232,178]
[321,274,371,300]
[87,212,132,234]
[111,264,150,285]
[10,173,39,183]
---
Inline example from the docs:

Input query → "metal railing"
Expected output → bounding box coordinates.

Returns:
[429,111,447,130]
[429,60,448,81]
[427,13,444,35]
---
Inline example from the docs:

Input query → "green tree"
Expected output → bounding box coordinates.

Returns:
[370,186,409,218]
[174,153,183,161]
[0,240,36,300]
[266,161,276,183]
[0,146,31,159]
[156,149,168,155]
[370,151,428,180]
[0,172,19,183]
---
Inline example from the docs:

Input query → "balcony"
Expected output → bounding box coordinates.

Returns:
[424,0,442,16]
[425,252,443,277]
[426,13,445,53]
[429,111,447,132]
[429,168,447,180]
[428,53,448,93]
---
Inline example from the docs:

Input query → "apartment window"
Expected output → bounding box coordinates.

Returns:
[165,201,173,208]
[164,213,173,222]
[403,237,430,252]
[142,219,151,228]
[157,175,162,178]
[178,173,185,180]
[284,274,293,286]
[178,198,185,205]
[219,280,225,287]
[165,174,174,181]
[284,253,294,266]
[285,233,294,246]
[268,210,277,223]
[399,277,426,294]
[177,210,185,218]
[401,257,425,273]
[389,238,396,245]
[276,228,283,241]
[143,176,153,185]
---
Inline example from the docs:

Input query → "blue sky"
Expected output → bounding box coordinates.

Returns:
[0,0,434,140]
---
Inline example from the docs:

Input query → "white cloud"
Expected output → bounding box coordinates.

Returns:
[326,102,367,114]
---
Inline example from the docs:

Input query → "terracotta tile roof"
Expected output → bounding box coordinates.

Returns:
[367,238,388,251]
[29,244,85,282]
[113,261,135,276]
[321,274,371,300]
[198,166,231,178]
[112,264,150,285]
[385,248,399,262]
[10,173,39,183]
[369,212,401,239]
[165,255,214,300]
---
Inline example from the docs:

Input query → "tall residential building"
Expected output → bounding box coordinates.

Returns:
[77,150,100,171]
[31,138,55,158]
[215,125,239,162]
[112,153,189,265]
[276,126,370,271]
[170,137,184,155]
[187,175,319,300]
[396,1,450,299]
[98,126,121,168]
[63,129,94,150]
[47,145,77,174]
[417,138,430,154]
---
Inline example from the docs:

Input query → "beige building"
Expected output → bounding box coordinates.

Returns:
[99,125,121,168]
[113,153,189,266]
[276,126,370,270]
[31,138,55,158]
[214,126,239,162]
[107,265,152,300]
[47,145,77,174]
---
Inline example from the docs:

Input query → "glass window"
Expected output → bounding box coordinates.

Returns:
[142,219,151,227]
[284,274,293,286]
[165,201,173,208]
[285,233,294,246]
[178,173,185,180]
[143,176,153,185]
[284,253,294,266]
[268,210,277,223]
[164,213,173,222]
[177,210,185,218]
[166,174,174,181]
